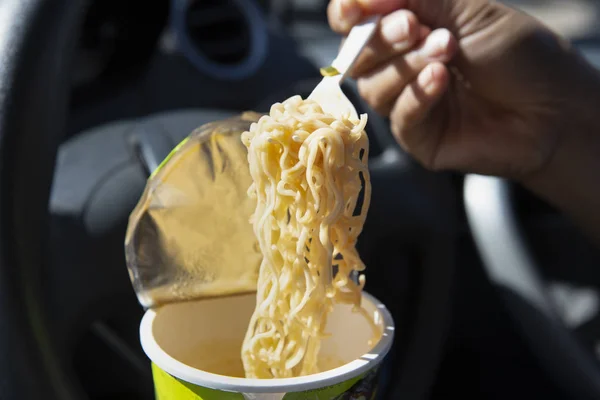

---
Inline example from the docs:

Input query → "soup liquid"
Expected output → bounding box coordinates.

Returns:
[179,340,346,378]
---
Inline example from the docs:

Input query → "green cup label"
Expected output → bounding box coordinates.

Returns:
[152,363,379,400]
[153,364,243,400]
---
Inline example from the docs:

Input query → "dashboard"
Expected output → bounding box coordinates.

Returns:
[67,0,323,137]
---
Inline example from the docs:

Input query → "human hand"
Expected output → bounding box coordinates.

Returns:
[328,0,600,182]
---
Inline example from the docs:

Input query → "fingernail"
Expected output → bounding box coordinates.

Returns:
[339,0,361,27]
[381,14,409,45]
[418,65,437,90]
[422,29,452,60]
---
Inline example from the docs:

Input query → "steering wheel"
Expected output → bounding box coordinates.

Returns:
[465,175,600,400]
[0,1,457,399]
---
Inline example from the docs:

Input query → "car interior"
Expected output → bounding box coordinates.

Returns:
[1,0,600,399]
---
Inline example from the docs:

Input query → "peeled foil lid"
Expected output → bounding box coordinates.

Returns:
[125,112,262,308]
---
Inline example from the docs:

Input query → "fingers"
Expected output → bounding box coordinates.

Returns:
[391,62,450,137]
[390,62,450,167]
[328,0,406,34]
[356,29,457,115]
[350,10,424,77]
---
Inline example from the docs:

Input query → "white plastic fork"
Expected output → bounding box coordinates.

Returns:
[308,16,381,120]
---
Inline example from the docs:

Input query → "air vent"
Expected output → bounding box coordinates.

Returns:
[172,0,269,80]
[185,0,251,65]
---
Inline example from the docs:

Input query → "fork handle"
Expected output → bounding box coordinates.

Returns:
[331,15,381,81]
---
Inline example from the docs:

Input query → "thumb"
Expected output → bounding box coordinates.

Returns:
[356,0,406,14]
[357,0,467,29]
[331,0,486,36]
[328,0,405,33]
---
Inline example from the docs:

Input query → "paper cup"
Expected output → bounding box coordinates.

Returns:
[140,291,394,400]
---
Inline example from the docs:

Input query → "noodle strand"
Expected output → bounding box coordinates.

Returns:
[241,96,371,378]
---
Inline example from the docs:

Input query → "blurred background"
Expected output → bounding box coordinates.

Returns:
[34,0,600,399]
[505,0,599,36]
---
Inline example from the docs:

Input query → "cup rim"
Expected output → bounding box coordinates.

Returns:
[140,291,395,393]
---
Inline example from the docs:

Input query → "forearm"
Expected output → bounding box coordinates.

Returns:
[522,65,600,246]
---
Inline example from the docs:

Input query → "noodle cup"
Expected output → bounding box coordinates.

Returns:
[140,292,394,400]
